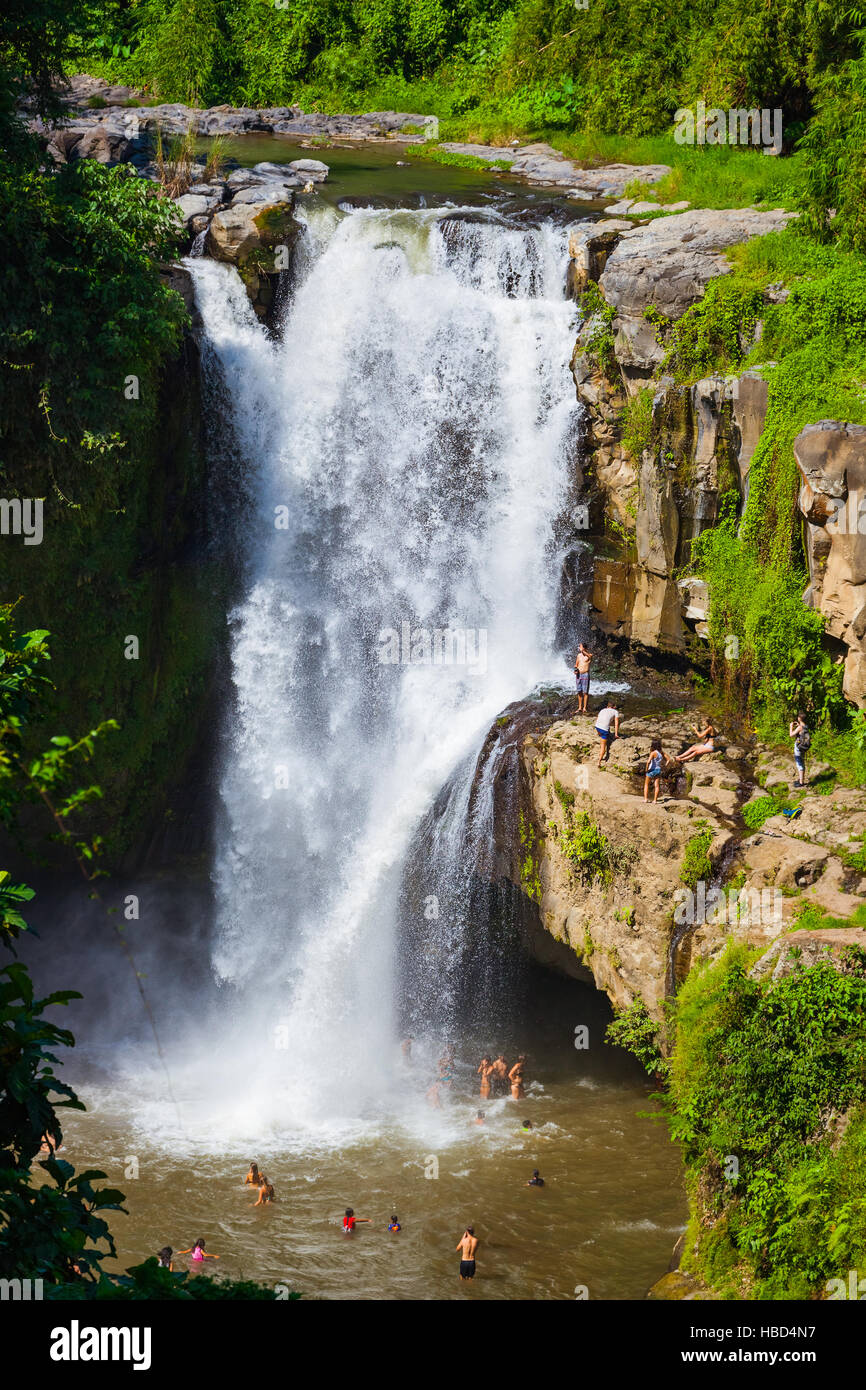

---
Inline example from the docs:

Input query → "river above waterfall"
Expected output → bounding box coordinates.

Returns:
[195,134,603,218]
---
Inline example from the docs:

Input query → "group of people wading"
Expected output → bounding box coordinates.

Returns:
[478,1053,527,1101]
[416,1042,528,1108]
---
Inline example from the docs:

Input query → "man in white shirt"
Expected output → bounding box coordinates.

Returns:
[595,699,620,766]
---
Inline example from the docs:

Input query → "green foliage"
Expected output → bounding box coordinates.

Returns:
[660,278,764,380]
[798,37,866,253]
[517,810,542,903]
[555,806,637,886]
[77,0,864,172]
[133,0,226,104]
[668,944,866,1294]
[407,143,509,170]
[676,230,866,736]
[0,949,126,1282]
[47,1257,300,1299]
[741,796,785,830]
[553,779,574,811]
[680,827,713,889]
[0,0,81,155]
[0,608,117,897]
[578,280,618,379]
[0,158,184,472]
[791,901,866,932]
[605,999,666,1078]
[0,144,225,861]
[620,385,654,460]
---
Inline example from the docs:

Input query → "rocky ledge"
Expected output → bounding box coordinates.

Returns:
[487,696,866,1020]
[438,140,672,201]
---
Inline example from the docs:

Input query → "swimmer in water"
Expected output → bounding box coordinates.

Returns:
[157,1247,173,1270]
[477,1056,493,1099]
[244,1162,260,1186]
[438,1045,455,1086]
[456,1227,479,1281]
[521,1119,533,1132]
[426,1080,442,1109]
[388,1215,402,1233]
[343,1208,372,1234]
[527,1169,545,1187]
[254,1175,275,1206]
[401,1036,413,1061]
[509,1054,527,1100]
[177,1239,219,1264]
[475,1110,485,1125]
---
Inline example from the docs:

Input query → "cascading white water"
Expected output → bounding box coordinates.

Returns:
[188,205,583,1135]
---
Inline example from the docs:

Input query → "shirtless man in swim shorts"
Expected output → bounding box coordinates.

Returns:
[574,642,593,713]
[456,1227,479,1281]
[491,1054,509,1095]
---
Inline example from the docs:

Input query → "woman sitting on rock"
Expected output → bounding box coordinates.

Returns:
[675,721,716,763]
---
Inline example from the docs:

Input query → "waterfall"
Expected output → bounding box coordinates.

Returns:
[187,205,584,1135]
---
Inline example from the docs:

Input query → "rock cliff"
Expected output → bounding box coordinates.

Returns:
[487,694,866,1020]
[566,211,866,701]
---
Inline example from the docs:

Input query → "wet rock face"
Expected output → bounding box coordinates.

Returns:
[795,421,866,706]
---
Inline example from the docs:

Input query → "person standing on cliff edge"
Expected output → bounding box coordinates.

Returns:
[595,698,619,766]
[574,642,593,713]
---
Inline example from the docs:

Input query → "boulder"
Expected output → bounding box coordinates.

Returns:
[677,576,710,623]
[567,220,633,297]
[252,161,302,178]
[288,158,329,182]
[205,198,296,265]
[174,193,214,226]
[599,208,796,369]
[231,184,297,206]
[71,120,139,165]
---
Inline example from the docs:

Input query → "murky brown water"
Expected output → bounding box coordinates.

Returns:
[48,973,685,1301]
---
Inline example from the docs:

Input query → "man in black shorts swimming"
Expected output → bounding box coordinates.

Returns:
[456,1226,479,1281]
